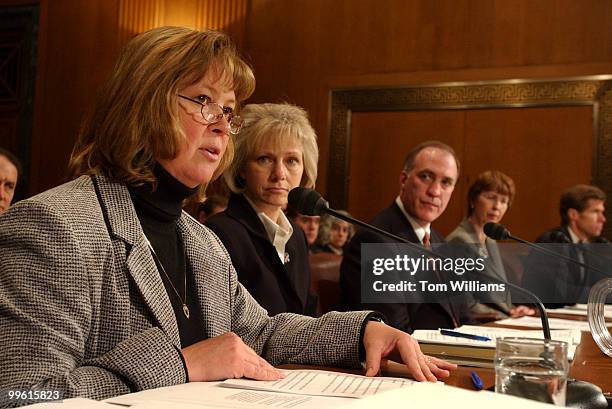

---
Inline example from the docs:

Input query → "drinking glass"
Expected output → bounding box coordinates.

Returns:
[495,337,569,406]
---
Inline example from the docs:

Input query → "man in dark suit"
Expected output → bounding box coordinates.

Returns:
[523,184,608,306]
[340,140,461,333]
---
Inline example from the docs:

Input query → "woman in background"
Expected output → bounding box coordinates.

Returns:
[206,103,320,316]
[446,170,534,319]
[315,211,354,255]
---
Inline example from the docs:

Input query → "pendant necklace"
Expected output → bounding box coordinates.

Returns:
[144,234,190,319]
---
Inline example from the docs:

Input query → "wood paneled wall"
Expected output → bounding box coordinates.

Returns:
[244,0,612,193]
[243,0,612,236]
[3,0,612,237]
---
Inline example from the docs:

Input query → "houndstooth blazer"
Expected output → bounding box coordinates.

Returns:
[0,175,370,407]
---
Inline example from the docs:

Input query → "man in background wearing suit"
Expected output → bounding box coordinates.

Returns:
[340,140,461,333]
[524,184,608,306]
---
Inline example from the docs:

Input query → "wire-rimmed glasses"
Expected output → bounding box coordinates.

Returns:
[178,94,243,135]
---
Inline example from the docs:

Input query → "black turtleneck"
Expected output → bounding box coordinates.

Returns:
[128,165,205,348]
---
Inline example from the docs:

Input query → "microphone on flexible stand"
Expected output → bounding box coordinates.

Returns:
[291,189,607,407]
[288,187,552,338]
[484,222,610,278]
[484,222,608,407]
[549,230,612,267]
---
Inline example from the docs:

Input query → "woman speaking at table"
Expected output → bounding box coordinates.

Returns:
[0,27,454,407]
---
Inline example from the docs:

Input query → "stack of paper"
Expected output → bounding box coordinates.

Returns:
[496,315,593,331]
[413,325,580,368]
[103,369,560,409]
[107,369,420,409]
[546,303,612,319]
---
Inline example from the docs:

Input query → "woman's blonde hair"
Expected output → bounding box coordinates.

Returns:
[224,103,319,193]
[69,26,255,199]
[317,211,355,247]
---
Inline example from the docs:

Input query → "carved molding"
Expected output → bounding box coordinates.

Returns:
[328,76,612,237]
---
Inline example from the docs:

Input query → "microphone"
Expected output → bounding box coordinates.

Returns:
[484,222,609,277]
[289,187,552,339]
[484,223,608,407]
[288,187,414,245]
[549,230,612,266]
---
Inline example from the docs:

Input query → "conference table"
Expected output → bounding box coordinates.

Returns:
[282,312,612,398]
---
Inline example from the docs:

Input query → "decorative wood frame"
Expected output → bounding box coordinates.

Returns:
[328,75,612,236]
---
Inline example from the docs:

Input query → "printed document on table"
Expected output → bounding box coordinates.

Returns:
[414,326,580,347]
[495,316,593,331]
[221,369,418,398]
[547,307,612,319]
[570,303,612,313]
[106,381,352,409]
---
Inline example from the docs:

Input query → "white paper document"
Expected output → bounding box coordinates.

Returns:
[496,316,593,331]
[105,369,556,409]
[345,382,555,409]
[548,306,612,319]
[413,325,579,360]
[569,303,612,312]
[221,369,417,398]
[107,381,351,409]
[22,398,116,408]
[414,325,581,347]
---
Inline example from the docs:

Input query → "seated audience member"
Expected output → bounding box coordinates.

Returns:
[340,140,463,333]
[316,211,354,255]
[446,170,534,319]
[0,148,20,214]
[206,103,320,317]
[196,194,228,223]
[287,209,320,251]
[523,184,609,307]
[0,27,454,407]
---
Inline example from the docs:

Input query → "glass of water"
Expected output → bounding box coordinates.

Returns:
[495,337,569,406]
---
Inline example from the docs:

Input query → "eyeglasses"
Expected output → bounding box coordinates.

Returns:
[178,94,243,135]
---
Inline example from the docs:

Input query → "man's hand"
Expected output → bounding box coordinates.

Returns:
[363,321,457,382]
[181,332,284,381]
[509,305,536,317]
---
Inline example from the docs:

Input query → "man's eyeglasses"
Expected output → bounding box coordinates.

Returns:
[178,94,243,135]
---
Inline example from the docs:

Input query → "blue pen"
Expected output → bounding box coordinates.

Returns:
[471,371,483,391]
[439,329,491,341]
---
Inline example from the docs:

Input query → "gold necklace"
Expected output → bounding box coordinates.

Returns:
[144,234,190,319]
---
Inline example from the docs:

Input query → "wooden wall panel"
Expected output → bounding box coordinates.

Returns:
[463,106,593,241]
[345,106,593,239]
[348,111,465,229]
[244,0,612,198]
[29,0,120,195]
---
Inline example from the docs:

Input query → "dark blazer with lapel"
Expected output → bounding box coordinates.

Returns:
[0,176,368,403]
[206,193,315,316]
[523,226,607,306]
[339,201,459,333]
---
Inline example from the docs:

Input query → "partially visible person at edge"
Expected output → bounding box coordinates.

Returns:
[0,27,455,407]
[523,184,609,307]
[446,170,535,320]
[315,211,354,256]
[0,147,20,214]
[206,103,321,317]
[196,194,227,223]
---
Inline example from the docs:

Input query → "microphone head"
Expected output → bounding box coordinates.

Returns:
[483,222,510,240]
[550,230,571,244]
[287,187,329,216]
